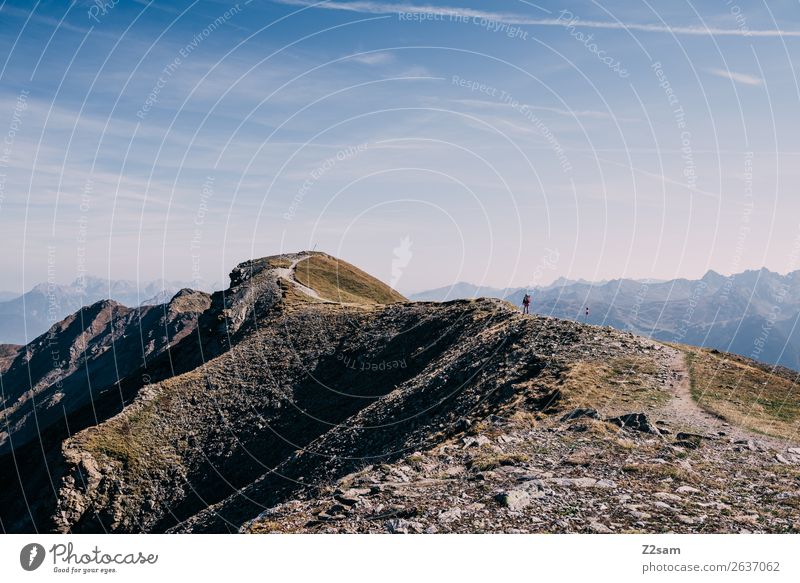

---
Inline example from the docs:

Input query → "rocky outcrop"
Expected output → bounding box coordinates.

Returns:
[0,343,21,374]
[607,413,660,434]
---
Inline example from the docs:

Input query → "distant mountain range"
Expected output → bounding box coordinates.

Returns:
[410,269,800,371]
[409,277,613,302]
[5,268,799,371]
[0,276,219,345]
[409,282,520,302]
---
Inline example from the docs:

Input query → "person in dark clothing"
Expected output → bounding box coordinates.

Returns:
[522,292,531,314]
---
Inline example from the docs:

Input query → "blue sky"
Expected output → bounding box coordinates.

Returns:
[0,0,799,293]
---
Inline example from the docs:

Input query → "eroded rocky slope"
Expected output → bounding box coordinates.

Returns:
[241,346,800,534]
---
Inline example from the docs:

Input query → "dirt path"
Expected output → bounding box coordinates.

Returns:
[275,255,372,308]
[274,255,326,300]
[656,345,794,451]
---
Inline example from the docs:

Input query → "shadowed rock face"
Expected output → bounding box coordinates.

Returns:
[55,298,553,533]
[2,252,798,535]
[0,291,211,455]
[0,251,408,532]
[0,289,210,532]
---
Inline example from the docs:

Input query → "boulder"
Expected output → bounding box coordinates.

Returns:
[462,435,491,448]
[385,518,411,534]
[438,508,462,523]
[496,489,531,512]
[654,492,682,502]
[560,408,600,422]
[676,486,701,495]
[588,521,613,534]
[607,413,660,434]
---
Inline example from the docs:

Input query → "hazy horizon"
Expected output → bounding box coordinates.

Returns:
[2,255,799,297]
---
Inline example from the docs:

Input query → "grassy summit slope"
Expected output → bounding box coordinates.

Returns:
[294,253,406,304]
[683,346,800,441]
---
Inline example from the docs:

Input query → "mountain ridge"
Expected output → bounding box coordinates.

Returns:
[409,268,800,370]
[1,252,798,534]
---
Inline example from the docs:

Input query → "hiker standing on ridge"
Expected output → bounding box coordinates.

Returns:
[522,292,531,314]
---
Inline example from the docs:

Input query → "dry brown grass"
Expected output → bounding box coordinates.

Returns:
[508,410,539,429]
[558,356,668,415]
[81,375,196,471]
[294,254,406,305]
[267,257,293,269]
[467,449,529,471]
[683,347,800,440]
[248,520,300,534]
[278,278,318,306]
[84,406,159,471]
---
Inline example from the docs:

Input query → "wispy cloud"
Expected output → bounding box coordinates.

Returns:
[274,0,800,37]
[1,4,93,34]
[709,68,764,86]
[347,52,395,65]
[452,98,640,123]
